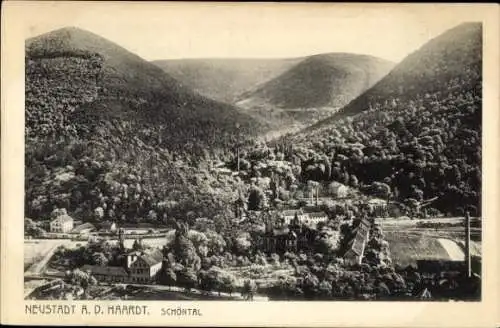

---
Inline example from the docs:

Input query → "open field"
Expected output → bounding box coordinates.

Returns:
[24,239,67,270]
[378,216,482,241]
[376,217,476,227]
[384,231,452,267]
[383,226,481,241]
[384,230,481,267]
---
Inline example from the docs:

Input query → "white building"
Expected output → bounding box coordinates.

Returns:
[367,198,388,217]
[304,212,329,227]
[49,215,74,233]
[126,250,164,284]
[279,209,308,225]
[329,182,349,199]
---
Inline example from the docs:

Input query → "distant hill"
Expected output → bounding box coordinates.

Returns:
[233,53,394,133]
[25,27,263,224]
[26,27,263,153]
[289,22,482,216]
[153,58,302,103]
[310,23,482,128]
[237,53,394,110]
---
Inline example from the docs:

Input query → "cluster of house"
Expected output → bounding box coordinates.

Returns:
[49,214,75,233]
[256,209,329,254]
[81,249,164,284]
[78,228,165,284]
[277,209,328,227]
[48,214,119,235]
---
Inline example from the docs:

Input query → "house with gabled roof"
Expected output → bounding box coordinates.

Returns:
[127,249,164,284]
[50,214,74,233]
[81,265,129,283]
[259,226,298,254]
[278,209,308,225]
[343,218,371,266]
[304,211,328,227]
[71,222,96,234]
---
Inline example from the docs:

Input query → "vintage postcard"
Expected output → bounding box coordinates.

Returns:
[1,1,499,327]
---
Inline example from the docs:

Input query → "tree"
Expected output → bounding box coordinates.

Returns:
[270,253,280,267]
[411,186,424,202]
[369,182,391,199]
[314,229,340,255]
[92,252,108,266]
[222,273,237,296]
[376,282,391,299]
[173,230,196,266]
[132,239,144,251]
[198,270,214,294]
[205,267,227,296]
[25,218,37,235]
[302,273,320,299]
[93,207,105,221]
[234,232,252,255]
[158,268,177,290]
[247,186,267,211]
[33,227,47,238]
[187,230,208,249]
[318,280,332,299]
[270,176,278,200]
[242,279,258,301]
[68,268,96,290]
[349,174,359,188]
[205,230,226,255]
[198,244,209,258]
[177,268,197,292]
[147,209,158,222]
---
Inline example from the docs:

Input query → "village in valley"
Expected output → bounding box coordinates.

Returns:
[24,161,481,301]
[24,19,482,302]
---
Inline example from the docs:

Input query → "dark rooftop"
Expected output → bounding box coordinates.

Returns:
[81,265,129,277]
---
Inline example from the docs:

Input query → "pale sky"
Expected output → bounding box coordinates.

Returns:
[21,2,486,63]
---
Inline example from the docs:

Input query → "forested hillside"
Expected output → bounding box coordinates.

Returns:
[26,27,263,152]
[235,53,394,133]
[238,53,394,109]
[25,22,483,226]
[284,23,482,216]
[25,27,259,223]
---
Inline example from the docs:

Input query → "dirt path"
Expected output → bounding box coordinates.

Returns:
[25,240,70,275]
[125,283,269,301]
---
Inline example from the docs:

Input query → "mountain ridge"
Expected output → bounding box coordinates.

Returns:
[153,57,303,103]
[26,26,264,153]
[307,22,482,131]
[237,52,395,110]
[286,22,482,216]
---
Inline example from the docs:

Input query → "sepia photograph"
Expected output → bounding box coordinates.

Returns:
[2,2,499,327]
